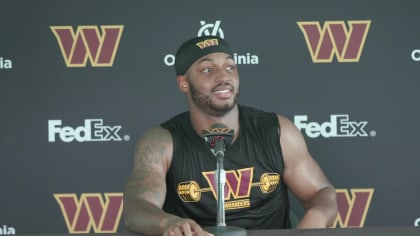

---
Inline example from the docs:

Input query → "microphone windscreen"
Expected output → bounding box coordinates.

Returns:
[202,123,234,152]
[203,123,233,135]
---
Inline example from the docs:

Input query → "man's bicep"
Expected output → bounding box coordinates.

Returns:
[284,155,331,205]
[279,115,331,204]
[124,126,172,208]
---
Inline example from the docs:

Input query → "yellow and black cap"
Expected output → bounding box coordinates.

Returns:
[175,35,233,75]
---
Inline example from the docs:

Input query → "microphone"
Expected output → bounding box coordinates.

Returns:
[203,123,234,159]
[202,124,247,236]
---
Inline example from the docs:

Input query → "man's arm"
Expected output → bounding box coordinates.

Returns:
[278,115,338,228]
[123,126,209,235]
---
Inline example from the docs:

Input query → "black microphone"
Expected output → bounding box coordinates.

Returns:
[203,123,234,159]
[202,124,247,236]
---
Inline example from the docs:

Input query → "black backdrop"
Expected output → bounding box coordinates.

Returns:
[1,0,419,234]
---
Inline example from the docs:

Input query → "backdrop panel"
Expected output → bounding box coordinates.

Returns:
[1,0,419,234]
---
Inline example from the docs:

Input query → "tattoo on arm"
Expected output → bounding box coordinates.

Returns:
[126,127,171,205]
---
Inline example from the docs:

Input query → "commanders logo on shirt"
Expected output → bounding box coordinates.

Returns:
[177,167,280,210]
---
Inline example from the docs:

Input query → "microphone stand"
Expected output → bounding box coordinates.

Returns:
[204,138,247,236]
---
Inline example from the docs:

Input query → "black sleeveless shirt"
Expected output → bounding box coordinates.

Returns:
[161,105,291,229]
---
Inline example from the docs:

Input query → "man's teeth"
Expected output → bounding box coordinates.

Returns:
[214,90,230,94]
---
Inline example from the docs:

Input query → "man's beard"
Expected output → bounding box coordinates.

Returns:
[188,81,240,117]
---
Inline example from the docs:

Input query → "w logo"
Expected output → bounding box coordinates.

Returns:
[54,193,123,233]
[203,168,254,200]
[50,25,124,67]
[334,188,374,228]
[297,20,371,63]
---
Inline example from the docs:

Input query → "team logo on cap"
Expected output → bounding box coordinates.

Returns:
[196,38,219,49]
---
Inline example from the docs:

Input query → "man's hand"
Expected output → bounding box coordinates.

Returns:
[162,216,214,236]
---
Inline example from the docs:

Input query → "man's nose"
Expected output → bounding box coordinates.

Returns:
[215,68,231,83]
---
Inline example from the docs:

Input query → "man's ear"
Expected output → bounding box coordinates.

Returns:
[177,75,189,93]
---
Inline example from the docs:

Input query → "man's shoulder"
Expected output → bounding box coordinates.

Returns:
[239,105,278,118]
[238,105,281,132]
[160,111,190,128]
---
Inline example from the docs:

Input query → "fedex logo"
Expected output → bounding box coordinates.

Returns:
[48,119,122,143]
[294,114,372,138]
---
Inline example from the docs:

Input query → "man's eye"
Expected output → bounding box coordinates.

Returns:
[202,68,212,73]
[225,65,236,72]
